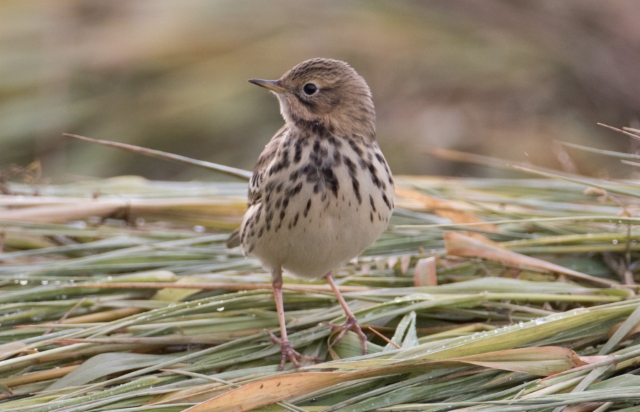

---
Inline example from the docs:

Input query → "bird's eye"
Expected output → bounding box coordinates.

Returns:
[303,83,318,95]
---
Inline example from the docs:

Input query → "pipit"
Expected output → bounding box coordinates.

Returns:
[227,58,395,370]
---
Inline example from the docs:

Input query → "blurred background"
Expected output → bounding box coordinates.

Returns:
[2,0,640,184]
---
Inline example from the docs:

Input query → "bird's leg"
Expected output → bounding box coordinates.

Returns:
[325,272,368,355]
[269,267,320,370]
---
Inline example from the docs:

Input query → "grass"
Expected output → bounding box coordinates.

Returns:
[3,132,640,411]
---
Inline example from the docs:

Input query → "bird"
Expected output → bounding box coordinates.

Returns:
[226,58,395,370]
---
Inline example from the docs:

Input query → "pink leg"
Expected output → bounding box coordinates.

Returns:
[325,272,368,355]
[269,267,320,370]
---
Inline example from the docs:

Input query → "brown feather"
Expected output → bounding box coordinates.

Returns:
[247,125,288,206]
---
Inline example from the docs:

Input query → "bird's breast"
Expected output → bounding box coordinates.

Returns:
[241,131,395,278]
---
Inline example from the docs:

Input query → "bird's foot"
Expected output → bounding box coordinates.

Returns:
[327,315,368,355]
[267,330,322,371]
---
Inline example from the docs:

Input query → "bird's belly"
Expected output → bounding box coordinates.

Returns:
[240,135,395,279]
[286,195,388,278]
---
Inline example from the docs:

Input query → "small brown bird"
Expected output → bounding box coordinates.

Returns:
[227,58,394,370]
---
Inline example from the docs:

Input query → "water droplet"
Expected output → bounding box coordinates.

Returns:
[613,239,618,245]
[193,225,206,233]
[217,307,225,312]
[41,280,49,285]
[19,280,28,286]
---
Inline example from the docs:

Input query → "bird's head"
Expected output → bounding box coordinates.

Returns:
[249,58,376,138]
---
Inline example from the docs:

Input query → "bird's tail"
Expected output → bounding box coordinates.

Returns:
[225,229,241,249]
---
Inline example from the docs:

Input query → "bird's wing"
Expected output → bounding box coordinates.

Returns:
[225,125,288,249]
[247,125,288,206]
[225,228,241,248]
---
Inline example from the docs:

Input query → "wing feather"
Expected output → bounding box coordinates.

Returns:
[247,125,288,206]
[226,125,288,249]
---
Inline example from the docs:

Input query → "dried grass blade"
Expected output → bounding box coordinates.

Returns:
[509,164,640,198]
[449,347,586,376]
[444,232,616,286]
[598,123,640,140]
[72,282,370,293]
[599,304,640,355]
[63,133,252,180]
[183,372,354,412]
[395,187,498,231]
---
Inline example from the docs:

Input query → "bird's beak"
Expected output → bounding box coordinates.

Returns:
[248,79,287,94]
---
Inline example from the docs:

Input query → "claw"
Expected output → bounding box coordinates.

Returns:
[327,315,368,355]
[267,330,322,371]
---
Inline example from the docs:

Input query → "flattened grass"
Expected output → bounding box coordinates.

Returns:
[2,167,640,411]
